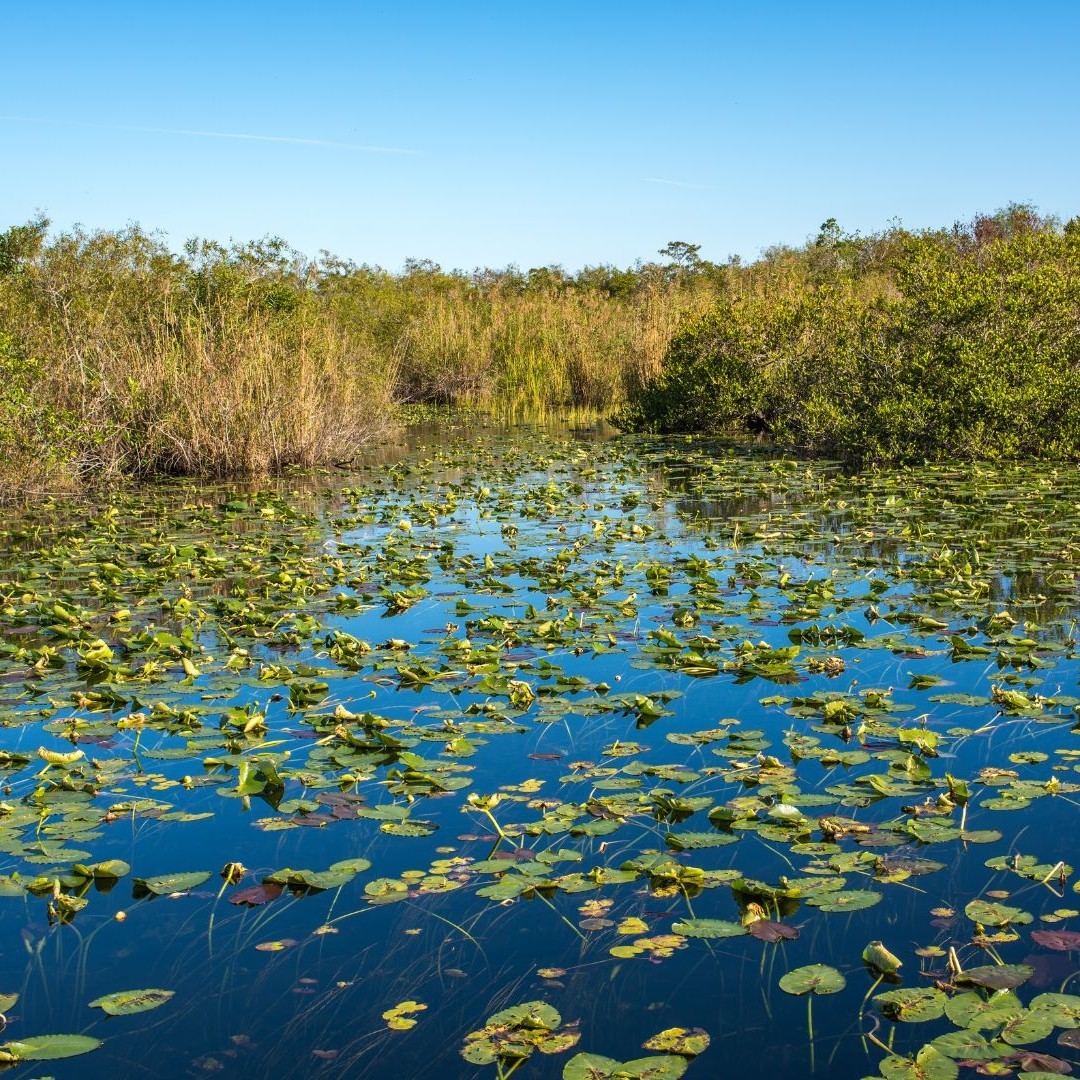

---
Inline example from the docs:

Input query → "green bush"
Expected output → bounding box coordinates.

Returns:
[618,217,1080,463]
[0,331,80,498]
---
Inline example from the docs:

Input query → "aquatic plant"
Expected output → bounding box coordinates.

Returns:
[0,425,1077,1073]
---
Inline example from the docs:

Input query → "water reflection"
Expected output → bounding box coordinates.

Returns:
[0,422,1078,1078]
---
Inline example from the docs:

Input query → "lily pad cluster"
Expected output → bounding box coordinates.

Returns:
[1,427,1080,1074]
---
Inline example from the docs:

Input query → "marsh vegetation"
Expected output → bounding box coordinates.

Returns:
[3,203,1077,500]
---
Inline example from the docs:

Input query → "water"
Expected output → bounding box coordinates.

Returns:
[0,419,1079,1078]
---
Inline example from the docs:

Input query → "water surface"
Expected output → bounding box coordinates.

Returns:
[1,419,1079,1079]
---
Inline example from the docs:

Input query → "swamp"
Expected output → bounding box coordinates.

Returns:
[1,414,1079,1079]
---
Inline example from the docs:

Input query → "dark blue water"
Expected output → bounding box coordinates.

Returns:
[0,422,1078,1079]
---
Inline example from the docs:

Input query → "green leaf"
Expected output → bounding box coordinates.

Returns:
[641,1028,710,1056]
[807,889,881,912]
[965,899,1032,927]
[0,1034,103,1061]
[879,1046,958,1079]
[1030,991,1080,1027]
[930,1029,1007,1060]
[954,963,1035,991]
[564,1054,622,1080]
[874,987,946,1023]
[563,1055,689,1080]
[132,871,211,897]
[664,831,737,850]
[73,859,131,879]
[863,941,903,975]
[670,918,747,939]
[89,988,174,1015]
[487,1001,561,1029]
[999,1008,1055,1046]
[944,990,1022,1029]
[613,1058,689,1079]
[778,964,846,996]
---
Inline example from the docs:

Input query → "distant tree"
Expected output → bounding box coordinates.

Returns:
[0,215,49,275]
[525,265,569,292]
[574,264,640,299]
[658,241,702,272]
[814,218,844,249]
[403,257,442,276]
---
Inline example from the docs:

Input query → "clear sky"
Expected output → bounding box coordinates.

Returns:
[3,0,1077,272]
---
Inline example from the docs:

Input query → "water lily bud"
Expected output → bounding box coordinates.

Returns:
[862,940,902,974]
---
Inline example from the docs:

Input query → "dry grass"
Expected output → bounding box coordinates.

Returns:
[0,220,717,495]
[395,286,712,410]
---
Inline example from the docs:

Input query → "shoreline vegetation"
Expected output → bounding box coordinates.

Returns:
[1,202,1077,498]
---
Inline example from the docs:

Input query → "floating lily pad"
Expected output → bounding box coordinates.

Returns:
[89,988,174,1016]
[1032,929,1080,951]
[778,964,846,996]
[641,1028,710,1056]
[563,1053,688,1079]
[945,990,1022,1029]
[807,889,881,912]
[132,871,211,897]
[0,1034,103,1061]
[670,918,747,939]
[930,1029,1008,1060]
[878,1046,958,1079]
[954,964,1035,991]
[875,988,946,1023]
[966,899,1033,927]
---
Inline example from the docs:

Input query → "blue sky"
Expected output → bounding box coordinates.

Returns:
[3,1,1078,271]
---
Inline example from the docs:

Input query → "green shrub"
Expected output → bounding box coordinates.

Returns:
[619,218,1080,463]
[0,331,80,498]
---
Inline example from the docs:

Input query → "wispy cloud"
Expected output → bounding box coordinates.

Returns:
[151,127,417,154]
[0,115,417,155]
[645,177,713,190]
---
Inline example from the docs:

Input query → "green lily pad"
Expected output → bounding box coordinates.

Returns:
[778,964,846,996]
[0,1034,103,1061]
[874,988,947,1023]
[641,1028,710,1056]
[955,964,1035,991]
[132,871,211,897]
[879,1046,958,1079]
[670,919,747,939]
[564,1054,622,1079]
[965,899,1033,927]
[89,988,175,1016]
[999,1008,1056,1046]
[807,889,881,912]
[930,1029,1008,1060]
[944,990,1022,1029]
[1030,991,1080,1027]
[563,1055,689,1079]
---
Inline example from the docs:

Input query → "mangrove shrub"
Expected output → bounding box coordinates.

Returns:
[619,213,1080,463]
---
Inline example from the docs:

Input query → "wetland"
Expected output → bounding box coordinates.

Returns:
[1,415,1080,1079]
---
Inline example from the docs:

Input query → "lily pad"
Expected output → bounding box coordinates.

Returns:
[875,988,947,1023]
[641,1028,710,1056]
[1032,929,1080,951]
[132,871,211,897]
[670,918,747,939]
[563,1054,688,1079]
[0,1034,103,1061]
[89,988,175,1016]
[878,1046,958,1079]
[954,964,1035,991]
[778,964,846,996]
